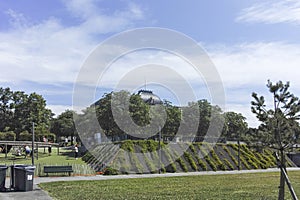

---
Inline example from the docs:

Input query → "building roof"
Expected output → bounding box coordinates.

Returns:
[138,90,163,105]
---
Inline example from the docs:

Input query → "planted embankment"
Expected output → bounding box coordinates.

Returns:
[82,140,292,175]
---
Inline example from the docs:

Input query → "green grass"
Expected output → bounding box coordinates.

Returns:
[39,171,300,200]
[0,147,95,176]
[0,147,84,165]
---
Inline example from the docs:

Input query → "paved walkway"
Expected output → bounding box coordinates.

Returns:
[1,167,300,200]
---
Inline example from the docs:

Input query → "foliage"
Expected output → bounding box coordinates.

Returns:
[140,142,157,173]
[0,131,16,141]
[194,100,225,142]
[184,152,198,171]
[222,112,248,141]
[251,80,300,199]
[0,87,53,139]
[204,155,217,171]
[161,100,181,137]
[81,141,278,173]
[251,80,300,150]
[103,167,119,175]
[51,110,77,143]
[18,131,32,141]
[223,159,234,170]
[162,147,177,173]
[176,157,188,172]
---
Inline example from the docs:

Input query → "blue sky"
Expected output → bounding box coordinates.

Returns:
[1,0,300,127]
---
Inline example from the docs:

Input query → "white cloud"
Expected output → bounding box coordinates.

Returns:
[206,41,300,127]
[207,42,300,88]
[0,0,145,85]
[74,40,300,127]
[47,105,73,117]
[236,0,300,25]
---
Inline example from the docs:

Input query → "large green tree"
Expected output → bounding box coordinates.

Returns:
[222,112,248,142]
[0,87,53,139]
[0,87,14,131]
[251,80,300,199]
[161,100,181,138]
[194,99,224,142]
[51,110,77,144]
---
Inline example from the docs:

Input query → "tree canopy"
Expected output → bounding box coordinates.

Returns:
[0,87,53,140]
[251,80,300,150]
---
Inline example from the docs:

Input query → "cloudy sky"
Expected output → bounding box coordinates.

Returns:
[1,0,300,127]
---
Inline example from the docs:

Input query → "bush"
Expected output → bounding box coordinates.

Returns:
[121,140,134,152]
[19,131,32,141]
[82,151,93,162]
[0,131,16,141]
[103,167,119,175]
[162,148,177,173]
[224,159,234,170]
[197,158,207,171]
[176,157,188,172]
[184,152,198,171]
[205,156,217,171]
[189,144,196,153]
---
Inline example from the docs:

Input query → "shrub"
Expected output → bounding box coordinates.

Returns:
[0,131,16,141]
[146,140,158,152]
[121,140,134,152]
[82,151,93,162]
[204,155,217,171]
[189,144,196,153]
[224,159,234,170]
[143,152,157,173]
[103,167,119,175]
[184,152,198,171]
[162,147,177,173]
[19,131,32,141]
[197,158,207,171]
[240,156,251,170]
[219,162,227,171]
[176,157,188,172]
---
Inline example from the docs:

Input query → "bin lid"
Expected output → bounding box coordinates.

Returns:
[14,165,36,170]
[0,165,8,169]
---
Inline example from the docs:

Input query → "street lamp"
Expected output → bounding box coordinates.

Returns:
[158,126,161,174]
[32,122,35,166]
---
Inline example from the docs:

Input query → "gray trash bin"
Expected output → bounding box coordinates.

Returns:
[13,165,36,192]
[0,165,8,191]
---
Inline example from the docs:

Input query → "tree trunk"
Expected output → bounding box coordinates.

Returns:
[278,149,285,200]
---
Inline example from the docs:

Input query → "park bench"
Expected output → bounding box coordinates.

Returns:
[44,165,73,176]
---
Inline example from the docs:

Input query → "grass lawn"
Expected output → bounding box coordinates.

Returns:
[0,147,84,165]
[39,171,300,200]
[0,147,95,176]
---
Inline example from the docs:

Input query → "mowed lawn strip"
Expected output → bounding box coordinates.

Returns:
[39,171,300,200]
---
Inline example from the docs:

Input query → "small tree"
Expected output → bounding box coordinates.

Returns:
[251,80,300,200]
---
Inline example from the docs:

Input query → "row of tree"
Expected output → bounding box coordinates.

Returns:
[1,81,299,147]
[75,90,248,143]
[0,87,76,143]
[0,87,53,140]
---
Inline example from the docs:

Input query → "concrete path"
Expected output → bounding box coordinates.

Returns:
[1,167,299,200]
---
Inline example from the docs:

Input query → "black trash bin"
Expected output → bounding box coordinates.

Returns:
[13,165,36,192]
[0,165,8,191]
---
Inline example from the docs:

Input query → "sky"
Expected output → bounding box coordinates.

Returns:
[1,0,300,127]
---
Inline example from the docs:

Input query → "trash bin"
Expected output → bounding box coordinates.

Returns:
[0,165,8,191]
[13,165,36,192]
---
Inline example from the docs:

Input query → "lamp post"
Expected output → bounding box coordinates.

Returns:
[158,126,161,174]
[32,122,35,166]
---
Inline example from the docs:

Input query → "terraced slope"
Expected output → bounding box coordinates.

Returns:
[82,140,293,174]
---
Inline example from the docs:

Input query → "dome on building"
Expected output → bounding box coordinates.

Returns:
[138,90,163,105]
